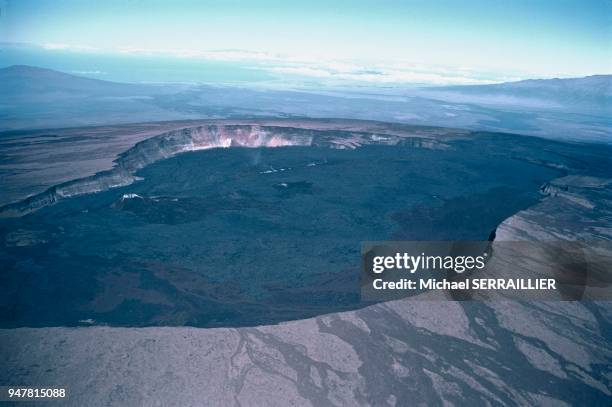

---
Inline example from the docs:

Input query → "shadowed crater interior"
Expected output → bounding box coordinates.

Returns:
[1,130,599,328]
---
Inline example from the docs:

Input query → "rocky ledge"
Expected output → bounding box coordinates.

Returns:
[0,122,453,217]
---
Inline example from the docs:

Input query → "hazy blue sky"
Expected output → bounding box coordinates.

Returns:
[1,0,610,84]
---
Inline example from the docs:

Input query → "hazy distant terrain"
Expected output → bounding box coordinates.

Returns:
[416,75,612,113]
[1,65,610,142]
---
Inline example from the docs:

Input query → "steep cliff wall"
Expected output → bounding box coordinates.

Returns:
[0,124,449,217]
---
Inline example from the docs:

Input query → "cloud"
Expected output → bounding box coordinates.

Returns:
[71,70,107,75]
[264,61,498,85]
[114,46,284,62]
[43,43,70,50]
[43,43,99,52]
[269,66,333,78]
[36,42,506,85]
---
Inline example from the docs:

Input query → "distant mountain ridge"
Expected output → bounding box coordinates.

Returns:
[440,75,611,93]
[0,65,609,142]
[419,74,612,112]
[0,65,160,98]
[3,64,609,98]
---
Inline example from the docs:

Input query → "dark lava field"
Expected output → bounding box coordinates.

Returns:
[0,132,609,327]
